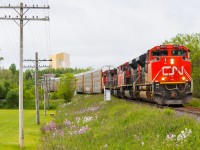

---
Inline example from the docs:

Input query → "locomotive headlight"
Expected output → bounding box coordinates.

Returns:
[170,58,174,65]
[161,77,165,81]
[182,76,186,80]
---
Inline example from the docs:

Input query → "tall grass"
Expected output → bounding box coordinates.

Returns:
[41,95,200,150]
[185,98,200,108]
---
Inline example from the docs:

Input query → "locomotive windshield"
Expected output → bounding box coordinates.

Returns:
[172,50,186,56]
[152,50,168,56]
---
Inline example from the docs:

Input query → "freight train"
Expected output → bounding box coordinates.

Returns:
[75,44,192,105]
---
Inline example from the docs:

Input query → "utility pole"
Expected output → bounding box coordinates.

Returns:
[0,3,50,148]
[24,52,52,124]
[43,75,48,116]
[43,74,53,116]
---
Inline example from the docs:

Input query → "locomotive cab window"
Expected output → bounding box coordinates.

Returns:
[152,50,168,56]
[172,50,186,56]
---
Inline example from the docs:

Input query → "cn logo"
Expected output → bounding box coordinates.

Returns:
[162,66,184,76]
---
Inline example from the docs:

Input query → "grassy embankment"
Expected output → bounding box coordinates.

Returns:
[0,109,55,150]
[186,97,200,108]
[41,94,200,150]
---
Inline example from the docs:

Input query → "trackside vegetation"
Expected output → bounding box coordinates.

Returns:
[40,95,200,150]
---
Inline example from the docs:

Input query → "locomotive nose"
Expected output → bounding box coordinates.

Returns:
[170,91,177,99]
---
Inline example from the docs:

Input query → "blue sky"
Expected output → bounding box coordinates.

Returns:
[0,0,199,69]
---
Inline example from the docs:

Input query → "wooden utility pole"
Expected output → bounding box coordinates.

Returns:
[43,76,47,116]
[35,52,39,124]
[24,53,52,124]
[0,3,50,147]
[43,74,53,116]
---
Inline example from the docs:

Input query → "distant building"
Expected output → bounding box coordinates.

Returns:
[50,52,70,69]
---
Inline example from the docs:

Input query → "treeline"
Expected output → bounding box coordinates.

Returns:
[38,67,92,77]
[0,66,91,108]
[164,33,200,97]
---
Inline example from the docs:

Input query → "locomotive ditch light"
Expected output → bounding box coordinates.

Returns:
[182,76,186,81]
[170,58,174,65]
[161,77,165,81]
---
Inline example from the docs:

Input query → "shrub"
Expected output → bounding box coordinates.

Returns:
[0,81,7,99]
[6,88,19,108]
[57,74,76,102]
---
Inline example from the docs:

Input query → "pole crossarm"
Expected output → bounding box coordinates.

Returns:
[0,6,50,9]
[24,59,52,61]
[24,65,52,68]
[0,17,50,21]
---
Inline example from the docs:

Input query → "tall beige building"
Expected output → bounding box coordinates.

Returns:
[50,52,70,69]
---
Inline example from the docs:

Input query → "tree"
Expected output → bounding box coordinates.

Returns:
[24,69,33,80]
[9,63,17,74]
[6,88,19,108]
[163,33,200,97]
[57,74,76,102]
[0,81,7,99]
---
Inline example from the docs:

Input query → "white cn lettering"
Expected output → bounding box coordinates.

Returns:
[162,66,184,76]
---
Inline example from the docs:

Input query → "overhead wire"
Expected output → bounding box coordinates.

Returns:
[0,0,51,67]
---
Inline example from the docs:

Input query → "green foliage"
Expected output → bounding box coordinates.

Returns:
[57,74,76,102]
[163,33,200,97]
[9,63,17,74]
[185,98,200,108]
[24,69,33,80]
[24,88,35,100]
[24,99,64,110]
[6,88,19,108]
[50,91,59,100]
[0,81,7,99]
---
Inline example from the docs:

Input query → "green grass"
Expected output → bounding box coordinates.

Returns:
[41,94,200,150]
[0,99,64,109]
[24,99,65,110]
[185,97,200,108]
[0,109,55,150]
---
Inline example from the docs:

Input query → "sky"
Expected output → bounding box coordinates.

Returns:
[0,0,200,69]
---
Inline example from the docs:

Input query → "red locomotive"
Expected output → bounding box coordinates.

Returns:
[76,44,192,105]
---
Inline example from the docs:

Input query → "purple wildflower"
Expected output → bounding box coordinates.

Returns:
[75,117,81,123]
[49,121,57,130]
[64,119,72,126]
[78,125,88,134]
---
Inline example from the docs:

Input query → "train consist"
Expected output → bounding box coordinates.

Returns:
[75,44,192,105]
